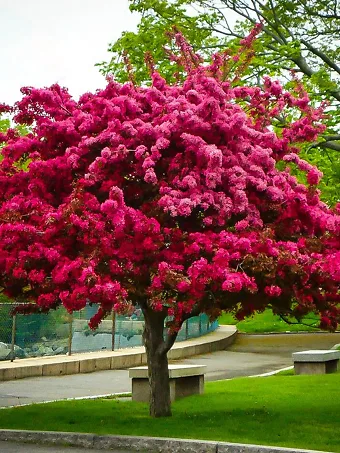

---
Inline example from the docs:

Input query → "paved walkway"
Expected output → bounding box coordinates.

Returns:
[0,348,291,407]
[1,331,339,408]
[0,349,292,407]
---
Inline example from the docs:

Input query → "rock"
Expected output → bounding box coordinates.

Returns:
[13,345,26,358]
[0,342,8,350]
[31,344,40,352]
[0,348,11,360]
[0,343,27,360]
[331,343,340,350]
[54,346,67,355]
[37,345,54,356]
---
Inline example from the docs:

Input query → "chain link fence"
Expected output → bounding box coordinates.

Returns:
[0,303,218,361]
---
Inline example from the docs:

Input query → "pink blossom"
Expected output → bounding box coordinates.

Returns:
[222,274,243,292]
[264,285,282,297]
[307,168,323,185]
[144,168,158,184]
[0,37,338,335]
[177,281,191,292]
[29,270,45,284]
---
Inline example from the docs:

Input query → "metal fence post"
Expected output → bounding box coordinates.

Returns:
[68,313,73,356]
[10,314,16,362]
[111,310,116,351]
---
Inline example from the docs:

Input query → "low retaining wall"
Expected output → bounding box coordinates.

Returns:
[0,430,327,453]
[0,326,237,381]
[231,332,340,354]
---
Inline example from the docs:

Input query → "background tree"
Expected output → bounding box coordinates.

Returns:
[1,37,340,418]
[97,0,340,205]
[0,117,10,134]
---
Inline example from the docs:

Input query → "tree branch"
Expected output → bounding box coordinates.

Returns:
[310,140,340,152]
[322,134,340,141]
[159,331,178,355]
[300,38,340,76]
[158,305,202,356]
[278,314,319,330]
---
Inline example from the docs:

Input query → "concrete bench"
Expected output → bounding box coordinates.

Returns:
[129,364,206,402]
[292,350,340,375]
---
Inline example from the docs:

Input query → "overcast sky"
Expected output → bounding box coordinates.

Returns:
[0,0,140,104]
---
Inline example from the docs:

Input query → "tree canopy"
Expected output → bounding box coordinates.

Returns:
[1,34,340,416]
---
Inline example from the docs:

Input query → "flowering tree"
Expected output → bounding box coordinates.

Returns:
[0,33,340,417]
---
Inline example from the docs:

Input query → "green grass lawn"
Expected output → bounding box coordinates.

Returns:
[1,374,339,452]
[219,309,320,333]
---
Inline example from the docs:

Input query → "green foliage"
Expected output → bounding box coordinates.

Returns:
[0,117,10,155]
[0,115,30,136]
[0,117,10,133]
[1,374,340,451]
[0,303,13,344]
[0,115,31,167]
[299,147,340,206]
[96,0,227,84]
[218,309,320,333]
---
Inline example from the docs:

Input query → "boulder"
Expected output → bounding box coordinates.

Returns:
[0,342,9,350]
[0,348,11,360]
[37,345,54,356]
[13,345,26,358]
[54,346,67,355]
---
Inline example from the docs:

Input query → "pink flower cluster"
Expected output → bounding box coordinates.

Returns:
[0,39,339,331]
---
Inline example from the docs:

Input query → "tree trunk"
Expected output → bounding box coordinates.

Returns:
[142,308,172,417]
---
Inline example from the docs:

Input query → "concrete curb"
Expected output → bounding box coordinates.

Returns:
[0,430,328,453]
[249,366,294,378]
[0,392,132,410]
[0,326,237,381]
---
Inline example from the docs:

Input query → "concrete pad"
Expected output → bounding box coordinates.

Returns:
[174,375,204,398]
[129,364,206,379]
[292,350,340,375]
[294,362,327,375]
[130,364,206,403]
[131,378,151,402]
[292,349,340,362]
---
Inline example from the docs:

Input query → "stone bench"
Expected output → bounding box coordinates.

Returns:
[292,350,340,375]
[129,364,206,402]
